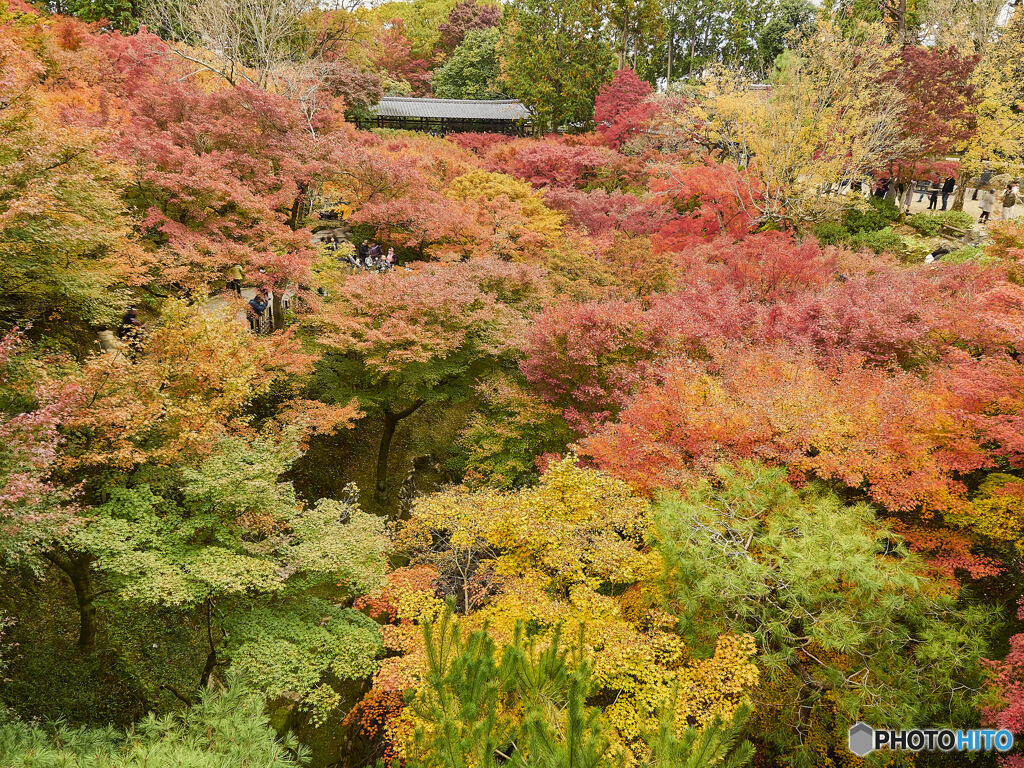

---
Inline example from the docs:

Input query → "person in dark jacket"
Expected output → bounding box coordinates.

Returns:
[248,289,270,333]
[117,307,145,354]
[925,243,951,264]
[940,177,955,210]
[118,307,143,338]
[1002,184,1018,221]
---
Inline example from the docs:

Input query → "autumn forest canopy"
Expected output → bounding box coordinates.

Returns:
[2,0,1024,766]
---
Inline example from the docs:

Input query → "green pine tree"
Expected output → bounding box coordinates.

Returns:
[407,610,756,768]
[646,701,754,768]
[657,461,997,766]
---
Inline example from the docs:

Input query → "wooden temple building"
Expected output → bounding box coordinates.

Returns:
[360,96,533,135]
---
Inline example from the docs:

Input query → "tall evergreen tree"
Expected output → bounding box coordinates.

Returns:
[497,0,614,132]
[755,0,816,74]
[433,28,504,99]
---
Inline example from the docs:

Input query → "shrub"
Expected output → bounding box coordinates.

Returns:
[810,221,848,246]
[0,677,306,767]
[941,210,974,230]
[909,210,975,236]
[842,197,900,234]
[446,132,510,155]
[944,246,989,264]
[848,226,904,254]
[907,213,943,236]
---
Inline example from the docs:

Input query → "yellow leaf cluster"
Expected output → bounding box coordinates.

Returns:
[947,473,1024,555]
[410,454,654,588]
[376,457,759,764]
[445,169,564,260]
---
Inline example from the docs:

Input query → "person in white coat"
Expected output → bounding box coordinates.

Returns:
[979,188,995,224]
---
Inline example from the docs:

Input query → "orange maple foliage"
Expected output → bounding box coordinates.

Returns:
[582,345,984,513]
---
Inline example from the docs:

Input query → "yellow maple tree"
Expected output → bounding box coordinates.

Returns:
[446,169,564,260]
[360,456,759,764]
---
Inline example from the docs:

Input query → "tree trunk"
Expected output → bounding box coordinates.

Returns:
[374,400,424,505]
[199,599,219,689]
[275,186,305,333]
[71,555,97,652]
[195,647,216,688]
[287,185,306,231]
[47,551,98,652]
[953,169,970,211]
[618,10,629,69]
[666,27,673,86]
[272,290,285,331]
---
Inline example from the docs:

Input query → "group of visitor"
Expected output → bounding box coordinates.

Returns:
[872,176,1020,224]
[978,183,1020,224]
[322,234,396,271]
[915,177,958,211]
[328,238,396,271]
[873,177,958,211]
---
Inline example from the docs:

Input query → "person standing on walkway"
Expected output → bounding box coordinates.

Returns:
[928,181,940,210]
[248,288,270,334]
[225,264,244,296]
[940,177,955,211]
[979,188,994,223]
[1001,184,1017,221]
[898,182,912,212]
